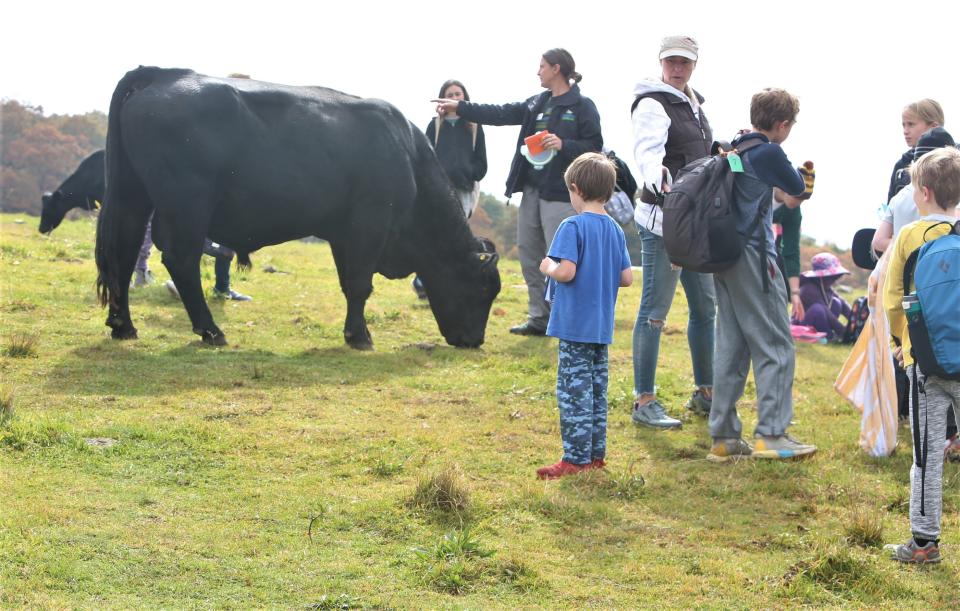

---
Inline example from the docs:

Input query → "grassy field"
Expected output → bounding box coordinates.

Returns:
[1,211,958,609]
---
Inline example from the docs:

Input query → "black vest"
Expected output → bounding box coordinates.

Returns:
[633,90,712,204]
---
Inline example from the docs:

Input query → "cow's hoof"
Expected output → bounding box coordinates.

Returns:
[110,326,138,340]
[199,329,228,346]
[344,331,373,351]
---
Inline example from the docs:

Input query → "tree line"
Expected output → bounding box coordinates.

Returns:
[2,100,107,216]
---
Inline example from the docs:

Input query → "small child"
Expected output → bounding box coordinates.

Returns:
[536,152,633,479]
[883,146,960,563]
[707,88,817,462]
[794,252,853,342]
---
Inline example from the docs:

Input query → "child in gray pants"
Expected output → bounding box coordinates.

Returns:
[706,88,816,463]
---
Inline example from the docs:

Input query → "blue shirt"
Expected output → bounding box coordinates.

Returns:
[545,212,632,344]
[733,133,805,258]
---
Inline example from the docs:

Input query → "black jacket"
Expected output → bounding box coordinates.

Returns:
[424,118,487,191]
[456,84,603,202]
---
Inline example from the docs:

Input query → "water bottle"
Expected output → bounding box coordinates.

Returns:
[902,293,922,324]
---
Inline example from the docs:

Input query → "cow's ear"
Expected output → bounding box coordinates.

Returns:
[476,237,497,254]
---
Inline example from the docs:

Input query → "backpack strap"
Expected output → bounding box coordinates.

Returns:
[727,137,773,292]
[902,221,955,295]
[470,122,477,151]
[433,116,441,148]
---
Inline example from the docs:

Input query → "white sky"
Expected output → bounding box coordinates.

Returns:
[3,0,957,247]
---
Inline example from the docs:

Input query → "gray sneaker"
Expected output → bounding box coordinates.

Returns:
[707,438,754,463]
[213,288,252,302]
[752,434,817,460]
[884,538,942,563]
[132,269,154,288]
[165,280,181,300]
[686,390,712,416]
[631,400,682,429]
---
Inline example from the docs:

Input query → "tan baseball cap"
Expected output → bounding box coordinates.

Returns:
[659,35,699,61]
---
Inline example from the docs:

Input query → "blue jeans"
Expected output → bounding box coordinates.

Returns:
[632,226,716,397]
[557,339,608,465]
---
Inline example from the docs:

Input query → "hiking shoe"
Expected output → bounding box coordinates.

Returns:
[752,435,817,460]
[165,280,181,300]
[509,321,547,336]
[213,289,252,301]
[686,390,712,417]
[536,460,589,480]
[707,438,754,463]
[885,538,942,564]
[132,269,154,288]
[411,276,427,300]
[631,400,682,429]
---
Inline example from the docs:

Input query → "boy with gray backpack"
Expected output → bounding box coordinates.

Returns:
[703,88,815,463]
[883,146,960,563]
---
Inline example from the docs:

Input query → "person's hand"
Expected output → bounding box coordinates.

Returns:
[893,345,904,367]
[791,294,805,321]
[660,166,672,194]
[431,98,460,117]
[540,257,558,275]
[541,133,562,151]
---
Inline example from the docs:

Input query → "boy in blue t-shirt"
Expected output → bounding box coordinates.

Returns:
[707,88,816,463]
[536,152,633,480]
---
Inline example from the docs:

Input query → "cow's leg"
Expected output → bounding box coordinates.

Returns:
[329,234,385,351]
[161,249,226,346]
[152,207,226,346]
[106,203,152,340]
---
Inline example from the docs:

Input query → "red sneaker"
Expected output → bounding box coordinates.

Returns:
[587,458,606,470]
[536,460,589,480]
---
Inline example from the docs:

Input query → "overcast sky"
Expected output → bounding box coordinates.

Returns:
[3,0,956,247]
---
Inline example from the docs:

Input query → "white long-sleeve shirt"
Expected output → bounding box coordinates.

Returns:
[631,78,702,235]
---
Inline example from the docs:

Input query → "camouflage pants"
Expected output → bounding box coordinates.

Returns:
[557,340,609,465]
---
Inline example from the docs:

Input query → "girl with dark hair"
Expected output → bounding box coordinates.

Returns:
[425,80,487,219]
[432,49,602,335]
[411,80,489,299]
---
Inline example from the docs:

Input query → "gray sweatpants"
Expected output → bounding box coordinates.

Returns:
[518,186,575,327]
[710,244,795,439]
[907,365,960,540]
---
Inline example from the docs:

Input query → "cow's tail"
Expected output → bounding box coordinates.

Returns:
[95,67,161,307]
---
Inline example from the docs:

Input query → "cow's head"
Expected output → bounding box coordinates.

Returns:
[39,190,97,234]
[421,237,501,348]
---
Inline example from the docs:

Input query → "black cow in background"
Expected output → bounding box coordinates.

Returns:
[39,149,105,233]
[96,67,501,349]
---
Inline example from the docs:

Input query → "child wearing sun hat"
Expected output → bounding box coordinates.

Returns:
[793,252,853,341]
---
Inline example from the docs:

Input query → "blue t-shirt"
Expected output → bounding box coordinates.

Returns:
[545,212,632,344]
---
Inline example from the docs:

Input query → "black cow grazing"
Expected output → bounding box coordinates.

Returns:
[96,67,501,349]
[39,149,105,233]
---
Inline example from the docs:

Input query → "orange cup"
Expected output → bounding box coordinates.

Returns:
[524,131,549,156]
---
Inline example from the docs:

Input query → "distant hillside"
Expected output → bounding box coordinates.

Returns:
[1,100,107,216]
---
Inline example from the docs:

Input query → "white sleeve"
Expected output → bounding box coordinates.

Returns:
[631,97,671,194]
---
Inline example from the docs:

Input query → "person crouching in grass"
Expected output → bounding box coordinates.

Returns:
[536,153,633,479]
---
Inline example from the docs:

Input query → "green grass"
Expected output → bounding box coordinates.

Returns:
[1,211,959,608]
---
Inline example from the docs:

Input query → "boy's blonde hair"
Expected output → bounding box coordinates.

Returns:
[750,88,800,131]
[904,99,944,126]
[564,152,616,203]
[911,147,960,210]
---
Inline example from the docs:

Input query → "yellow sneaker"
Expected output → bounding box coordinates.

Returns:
[706,438,753,463]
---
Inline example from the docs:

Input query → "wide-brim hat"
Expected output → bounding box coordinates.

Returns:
[802,251,851,278]
[851,227,880,270]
